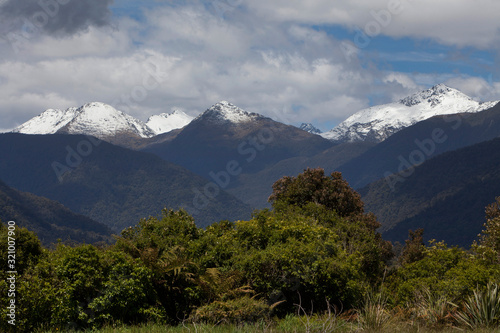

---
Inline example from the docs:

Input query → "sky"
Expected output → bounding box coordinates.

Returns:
[0,0,499,132]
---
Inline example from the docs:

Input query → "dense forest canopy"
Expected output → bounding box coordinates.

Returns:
[1,168,500,332]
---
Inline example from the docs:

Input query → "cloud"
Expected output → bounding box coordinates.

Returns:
[445,76,500,102]
[247,0,500,49]
[0,0,114,37]
[1,1,499,134]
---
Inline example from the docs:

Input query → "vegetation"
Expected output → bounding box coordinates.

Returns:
[1,168,500,332]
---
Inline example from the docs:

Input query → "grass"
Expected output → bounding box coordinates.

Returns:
[37,285,500,333]
[39,318,500,333]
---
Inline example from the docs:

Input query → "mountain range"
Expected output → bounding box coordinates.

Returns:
[337,102,500,189]
[142,101,334,177]
[12,102,194,148]
[13,84,497,148]
[5,84,500,247]
[0,133,251,232]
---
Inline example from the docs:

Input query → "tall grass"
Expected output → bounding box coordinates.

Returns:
[413,288,457,328]
[356,289,393,331]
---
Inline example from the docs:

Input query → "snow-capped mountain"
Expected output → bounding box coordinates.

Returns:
[321,84,499,143]
[146,110,194,135]
[299,123,321,134]
[194,101,266,125]
[13,102,156,139]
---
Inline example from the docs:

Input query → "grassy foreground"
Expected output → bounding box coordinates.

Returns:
[40,315,500,333]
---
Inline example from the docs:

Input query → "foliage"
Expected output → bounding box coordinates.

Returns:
[455,282,500,329]
[399,229,425,265]
[0,222,43,277]
[388,240,500,306]
[189,296,273,325]
[268,168,364,218]
[474,197,500,263]
[413,288,457,328]
[116,209,201,324]
[4,169,500,332]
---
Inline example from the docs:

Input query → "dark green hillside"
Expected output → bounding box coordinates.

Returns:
[0,133,251,231]
[339,102,500,189]
[0,179,112,246]
[360,136,500,247]
[143,116,334,178]
[227,141,375,207]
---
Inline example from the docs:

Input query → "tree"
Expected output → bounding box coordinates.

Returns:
[0,222,43,278]
[268,168,392,269]
[475,197,500,262]
[116,209,201,324]
[399,229,426,265]
[268,168,364,218]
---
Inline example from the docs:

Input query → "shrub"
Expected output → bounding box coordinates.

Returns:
[189,296,272,325]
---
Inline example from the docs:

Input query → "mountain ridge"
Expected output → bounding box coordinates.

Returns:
[0,133,252,231]
[12,102,196,139]
[359,136,500,247]
[0,178,113,246]
[322,84,498,143]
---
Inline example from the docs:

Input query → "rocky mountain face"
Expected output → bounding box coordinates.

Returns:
[299,123,322,134]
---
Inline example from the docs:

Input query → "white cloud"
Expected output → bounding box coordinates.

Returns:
[445,76,500,102]
[247,0,500,49]
[0,4,381,130]
[2,1,499,133]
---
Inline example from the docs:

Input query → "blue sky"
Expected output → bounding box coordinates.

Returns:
[0,0,499,132]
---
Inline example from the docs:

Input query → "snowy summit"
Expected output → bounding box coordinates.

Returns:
[195,101,265,124]
[146,110,194,135]
[13,102,156,139]
[321,84,499,143]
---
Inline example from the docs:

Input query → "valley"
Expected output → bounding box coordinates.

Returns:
[3,84,500,249]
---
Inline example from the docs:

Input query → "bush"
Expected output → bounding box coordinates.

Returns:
[189,297,272,325]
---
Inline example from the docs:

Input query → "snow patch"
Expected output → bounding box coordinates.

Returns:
[146,110,194,135]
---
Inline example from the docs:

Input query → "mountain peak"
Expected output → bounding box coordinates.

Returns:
[399,84,470,108]
[13,102,155,139]
[322,84,499,143]
[196,101,264,124]
[299,123,321,134]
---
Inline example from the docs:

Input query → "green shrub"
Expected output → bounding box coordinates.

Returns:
[189,297,272,325]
